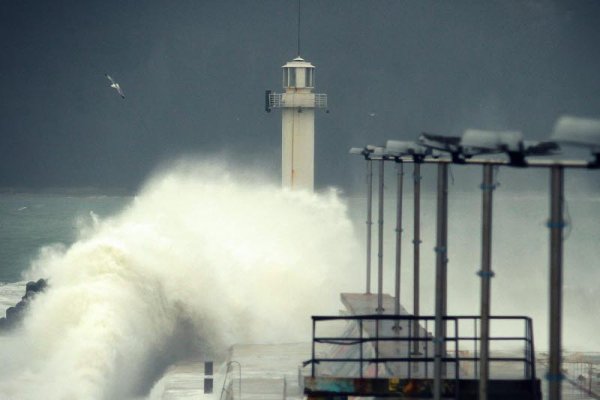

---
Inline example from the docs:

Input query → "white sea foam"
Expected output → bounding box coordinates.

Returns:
[0,162,360,399]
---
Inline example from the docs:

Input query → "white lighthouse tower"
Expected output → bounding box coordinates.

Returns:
[266,56,328,191]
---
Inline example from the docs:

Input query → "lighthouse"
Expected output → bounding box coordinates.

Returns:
[266,56,328,191]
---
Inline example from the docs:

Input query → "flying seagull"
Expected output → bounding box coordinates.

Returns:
[105,74,125,99]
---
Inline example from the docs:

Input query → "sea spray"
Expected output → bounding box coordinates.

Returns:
[0,163,361,399]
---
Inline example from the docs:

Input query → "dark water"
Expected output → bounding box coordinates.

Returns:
[0,194,130,282]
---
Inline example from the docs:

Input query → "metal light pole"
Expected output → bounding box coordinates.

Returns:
[412,161,422,355]
[433,162,449,400]
[377,156,385,314]
[394,161,404,326]
[548,165,564,400]
[479,164,495,400]
[350,147,375,295]
[366,158,374,294]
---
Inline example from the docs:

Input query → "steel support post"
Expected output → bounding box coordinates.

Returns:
[589,363,593,394]
[412,162,422,355]
[394,162,404,322]
[433,163,449,400]
[377,158,385,314]
[366,159,374,294]
[548,165,564,400]
[479,164,495,400]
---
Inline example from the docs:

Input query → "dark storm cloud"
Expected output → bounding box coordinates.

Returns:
[0,0,599,192]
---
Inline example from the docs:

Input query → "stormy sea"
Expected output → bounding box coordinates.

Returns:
[0,162,598,399]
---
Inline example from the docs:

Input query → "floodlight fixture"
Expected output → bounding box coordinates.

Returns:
[419,132,461,152]
[385,140,428,162]
[418,132,463,163]
[349,146,375,160]
[508,141,560,166]
[371,146,386,159]
[460,129,523,156]
[522,141,560,157]
[551,115,600,167]
[429,149,446,159]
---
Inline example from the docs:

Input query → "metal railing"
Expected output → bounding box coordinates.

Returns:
[315,93,327,108]
[304,314,536,385]
[561,360,600,399]
[268,93,284,108]
[268,92,327,109]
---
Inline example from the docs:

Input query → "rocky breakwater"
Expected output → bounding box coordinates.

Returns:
[0,279,47,331]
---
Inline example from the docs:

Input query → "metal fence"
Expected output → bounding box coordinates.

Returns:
[561,360,600,399]
[304,314,536,384]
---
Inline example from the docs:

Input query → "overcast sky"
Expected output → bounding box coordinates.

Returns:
[1,0,599,193]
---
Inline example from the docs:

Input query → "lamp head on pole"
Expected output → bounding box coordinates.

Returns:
[419,132,464,163]
[385,140,428,162]
[349,146,375,160]
[371,146,386,160]
[460,129,523,156]
[551,115,600,168]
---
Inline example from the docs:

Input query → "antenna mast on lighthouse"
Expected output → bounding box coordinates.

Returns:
[265,0,328,191]
[297,0,301,56]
